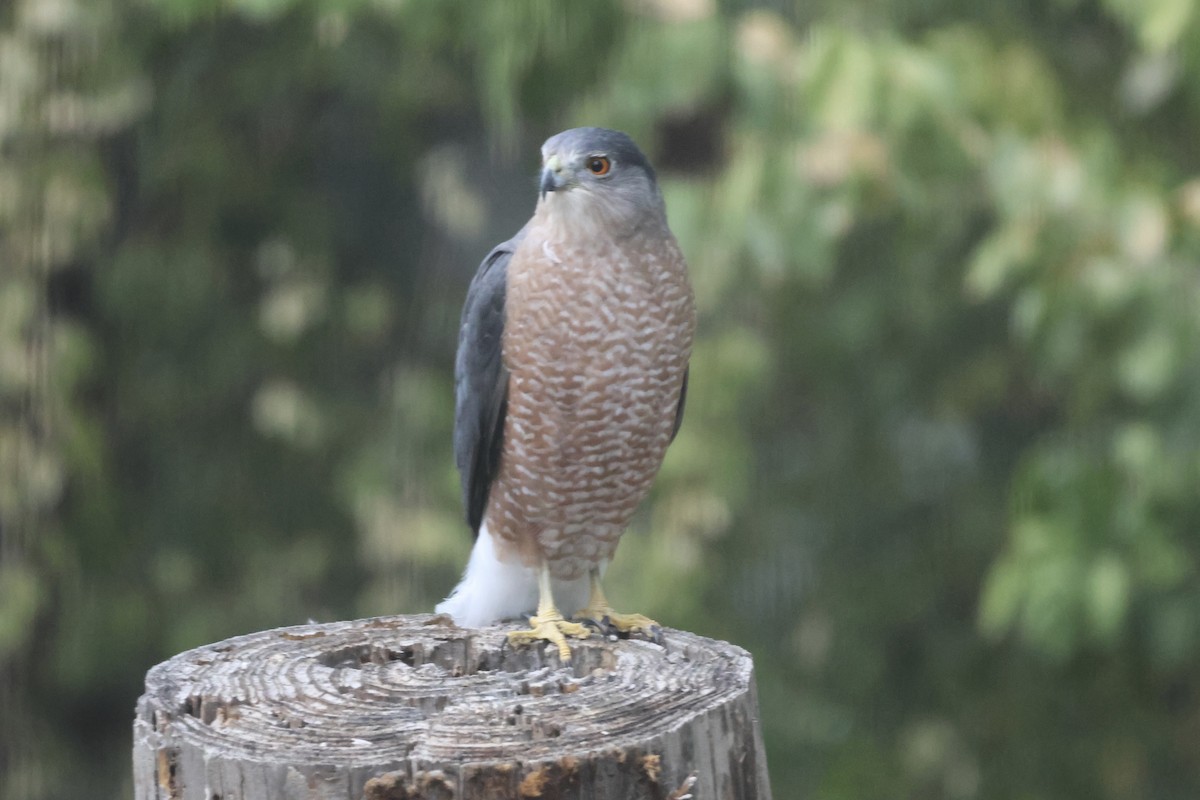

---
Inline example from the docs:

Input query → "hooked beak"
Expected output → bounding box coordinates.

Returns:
[540,155,565,199]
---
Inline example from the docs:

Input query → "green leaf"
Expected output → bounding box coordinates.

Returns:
[1085,553,1131,645]
[979,557,1025,639]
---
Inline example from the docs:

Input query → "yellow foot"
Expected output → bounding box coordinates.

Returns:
[507,612,591,662]
[574,605,663,642]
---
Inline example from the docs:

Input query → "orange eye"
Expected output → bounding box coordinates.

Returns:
[586,156,611,176]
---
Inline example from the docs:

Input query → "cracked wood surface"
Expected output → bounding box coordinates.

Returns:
[132,613,772,800]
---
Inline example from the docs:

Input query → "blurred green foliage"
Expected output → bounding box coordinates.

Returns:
[2,0,1199,798]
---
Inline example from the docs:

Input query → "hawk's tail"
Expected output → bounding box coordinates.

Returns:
[436,524,540,628]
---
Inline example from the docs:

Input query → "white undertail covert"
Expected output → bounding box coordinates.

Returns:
[436,523,592,627]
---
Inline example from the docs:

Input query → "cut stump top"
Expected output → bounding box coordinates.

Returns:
[133,614,772,800]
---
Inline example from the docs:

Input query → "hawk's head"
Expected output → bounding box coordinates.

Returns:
[537,127,664,234]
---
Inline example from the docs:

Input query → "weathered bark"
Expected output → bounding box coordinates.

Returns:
[133,614,771,800]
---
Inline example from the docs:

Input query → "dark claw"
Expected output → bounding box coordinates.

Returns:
[589,615,622,638]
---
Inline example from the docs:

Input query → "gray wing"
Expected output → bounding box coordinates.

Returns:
[454,234,519,536]
[670,366,689,443]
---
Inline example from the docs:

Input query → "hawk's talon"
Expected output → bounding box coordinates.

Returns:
[574,607,662,642]
[507,613,590,663]
[575,569,663,643]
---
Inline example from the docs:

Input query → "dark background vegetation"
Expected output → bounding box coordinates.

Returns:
[3,0,1200,797]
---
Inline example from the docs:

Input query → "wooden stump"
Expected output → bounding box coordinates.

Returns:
[133,614,772,800]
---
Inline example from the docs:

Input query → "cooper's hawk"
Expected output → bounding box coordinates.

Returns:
[437,128,695,661]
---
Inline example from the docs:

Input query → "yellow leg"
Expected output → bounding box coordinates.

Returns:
[574,569,661,640]
[506,563,591,662]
